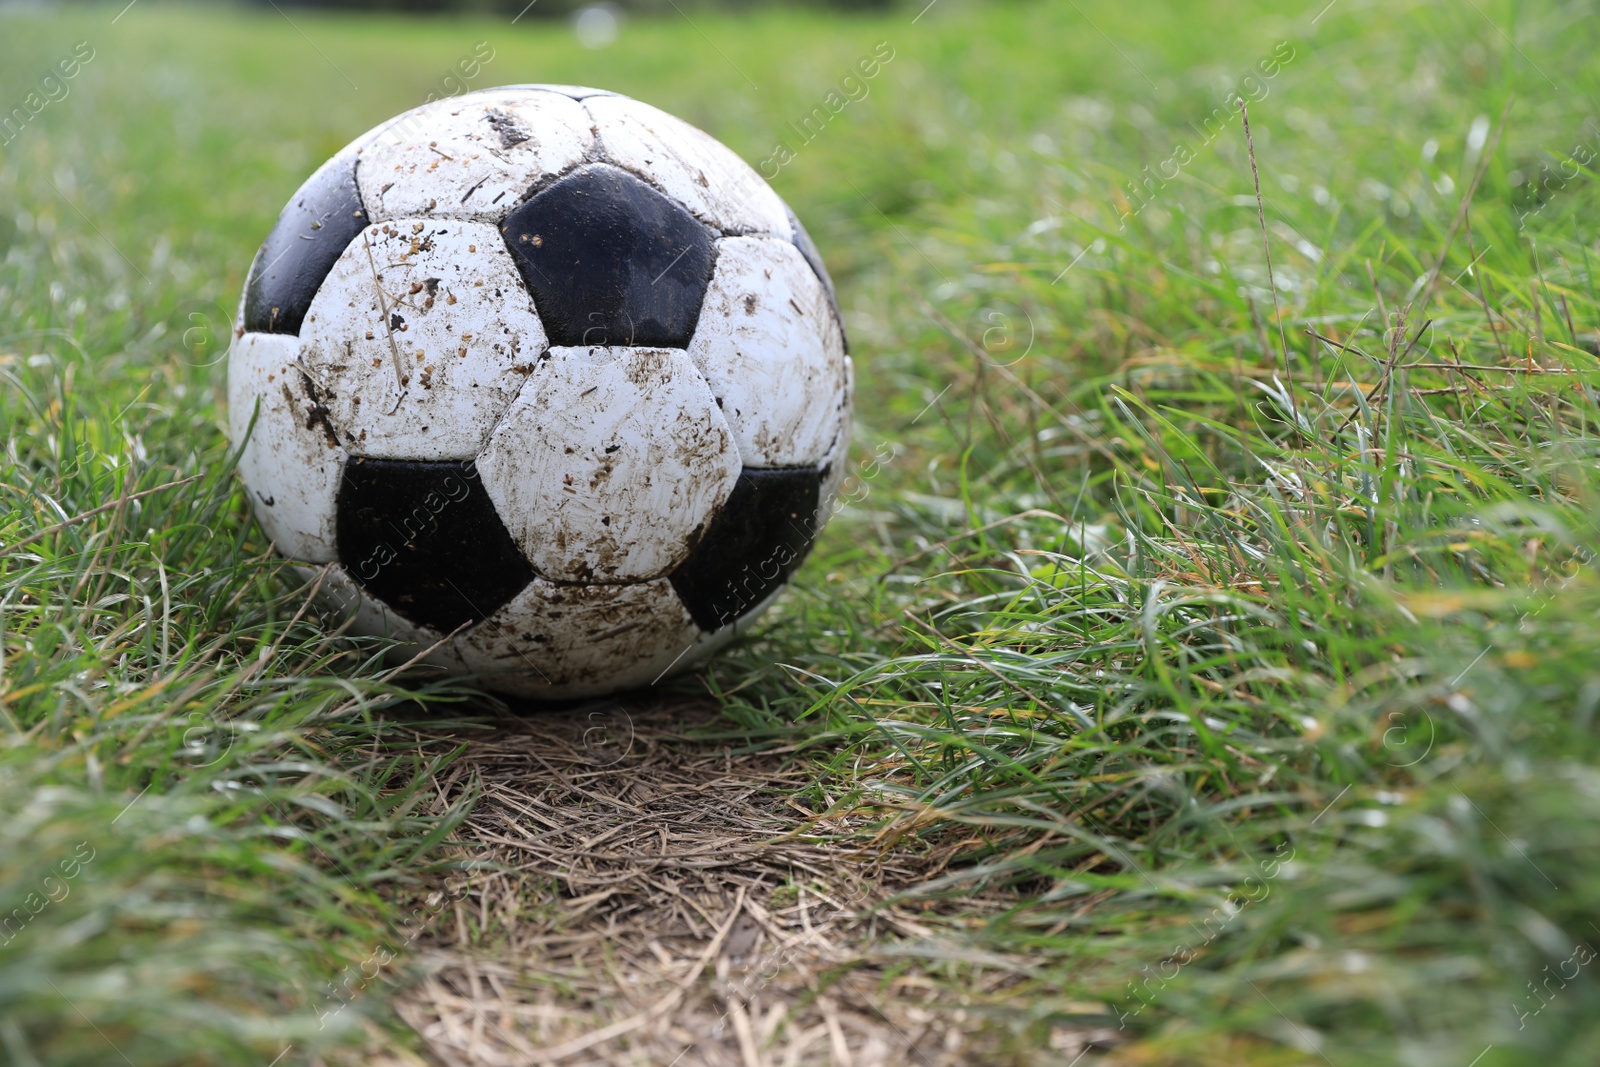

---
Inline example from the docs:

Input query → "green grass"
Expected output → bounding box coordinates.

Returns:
[4,0,1600,1062]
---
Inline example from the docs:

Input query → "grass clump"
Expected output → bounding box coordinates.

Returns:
[0,358,481,1061]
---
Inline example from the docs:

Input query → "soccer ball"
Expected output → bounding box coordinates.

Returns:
[228,85,852,699]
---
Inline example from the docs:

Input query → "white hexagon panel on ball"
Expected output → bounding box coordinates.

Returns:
[358,89,595,223]
[297,220,547,461]
[453,576,784,700]
[585,94,791,237]
[477,346,742,582]
[688,236,849,468]
[454,578,702,699]
[815,355,856,528]
[227,332,344,562]
[496,84,616,100]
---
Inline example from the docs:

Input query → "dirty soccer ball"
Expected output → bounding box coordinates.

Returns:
[228,85,852,698]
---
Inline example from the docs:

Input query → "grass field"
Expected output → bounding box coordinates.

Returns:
[3,0,1600,1063]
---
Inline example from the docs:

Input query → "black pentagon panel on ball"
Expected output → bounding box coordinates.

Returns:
[243,154,368,335]
[783,204,848,354]
[669,467,822,632]
[500,164,715,348]
[336,458,533,634]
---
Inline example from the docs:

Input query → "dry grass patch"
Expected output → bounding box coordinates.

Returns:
[385,698,1076,1066]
